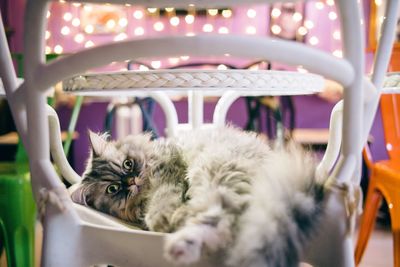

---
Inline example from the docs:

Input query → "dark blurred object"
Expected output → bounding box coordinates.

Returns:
[244,96,295,141]
[0,100,16,135]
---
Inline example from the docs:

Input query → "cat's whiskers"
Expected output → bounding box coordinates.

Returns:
[128,184,140,197]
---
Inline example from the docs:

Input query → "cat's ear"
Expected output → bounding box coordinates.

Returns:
[70,184,88,206]
[88,130,108,157]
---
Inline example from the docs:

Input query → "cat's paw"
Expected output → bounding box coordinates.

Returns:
[145,212,171,232]
[164,228,203,265]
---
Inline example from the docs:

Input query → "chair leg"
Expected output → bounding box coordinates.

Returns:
[0,169,36,267]
[354,188,382,265]
[3,223,35,267]
[388,195,400,267]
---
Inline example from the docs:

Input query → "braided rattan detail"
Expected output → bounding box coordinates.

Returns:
[63,70,325,94]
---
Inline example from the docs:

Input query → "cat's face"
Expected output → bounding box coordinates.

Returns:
[71,131,154,224]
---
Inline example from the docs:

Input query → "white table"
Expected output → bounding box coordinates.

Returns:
[63,69,325,136]
[382,72,400,94]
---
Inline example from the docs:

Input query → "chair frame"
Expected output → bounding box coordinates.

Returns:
[355,93,400,266]
[0,0,399,266]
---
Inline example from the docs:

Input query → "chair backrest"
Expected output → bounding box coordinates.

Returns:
[380,94,400,160]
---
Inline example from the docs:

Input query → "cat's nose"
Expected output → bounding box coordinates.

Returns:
[127,177,135,186]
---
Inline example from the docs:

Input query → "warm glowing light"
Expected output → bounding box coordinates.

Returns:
[61,26,70,35]
[271,8,281,18]
[45,46,52,54]
[271,25,282,35]
[326,0,335,6]
[389,203,394,209]
[246,26,257,34]
[139,65,149,71]
[63,12,72,21]
[106,19,116,29]
[151,61,161,69]
[84,25,94,34]
[59,0,66,3]
[333,30,341,40]
[185,14,195,24]
[47,11,51,19]
[304,20,314,29]
[247,9,257,18]
[114,33,127,41]
[203,24,214,32]
[309,36,319,45]
[292,12,303,22]
[147,8,158,13]
[333,50,343,58]
[84,40,94,48]
[375,0,383,6]
[248,65,259,70]
[315,2,325,10]
[222,9,232,18]
[218,27,229,34]
[297,66,308,73]
[84,5,93,12]
[133,10,144,19]
[217,64,228,70]
[119,18,128,27]
[328,11,337,20]
[72,18,80,27]
[165,7,174,12]
[387,143,393,151]
[134,27,144,36]
[208,9,218,16]
[186,32,195,36]
[168,58,180,65]
[54,45,63,54]
[74,33,84,43]
[72,3,81,7]
[180,56,190,61]
[297,26,308,36]
[154,21,165,31]
[45,31,51,40]
[170,16,180,26]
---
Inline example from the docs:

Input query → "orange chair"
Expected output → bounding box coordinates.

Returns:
[355,94,400,266]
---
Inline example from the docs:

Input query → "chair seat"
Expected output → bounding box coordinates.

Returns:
[374,159,400,185]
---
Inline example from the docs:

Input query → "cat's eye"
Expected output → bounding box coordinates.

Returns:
[122,159,134,171]
[106,183,121,194]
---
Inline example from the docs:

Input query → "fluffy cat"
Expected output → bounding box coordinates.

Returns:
[71,126,326,267]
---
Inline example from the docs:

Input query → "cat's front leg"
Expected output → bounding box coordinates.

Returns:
[164,224,204,264]
[145,184,184,232]
[164,202,234,265]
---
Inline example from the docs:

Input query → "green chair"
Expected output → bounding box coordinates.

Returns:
[0,163,35,267]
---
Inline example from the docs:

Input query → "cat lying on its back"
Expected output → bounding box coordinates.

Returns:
[71,126,326,267]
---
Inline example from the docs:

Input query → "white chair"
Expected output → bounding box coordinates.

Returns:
[0,0,399,266]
